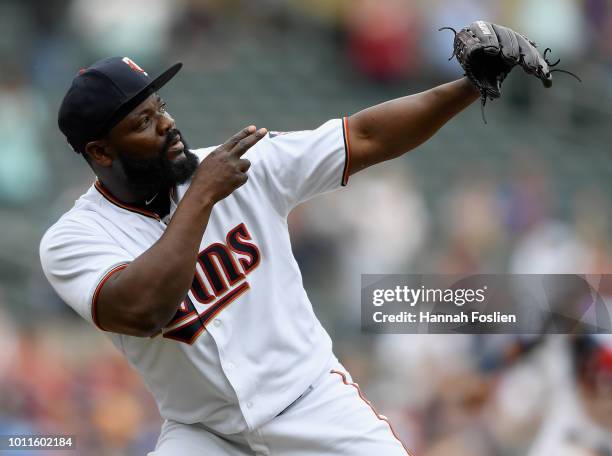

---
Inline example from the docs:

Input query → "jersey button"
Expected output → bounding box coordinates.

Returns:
[246,401,253,409]
[213,319,221,327]
[226,362,235,370]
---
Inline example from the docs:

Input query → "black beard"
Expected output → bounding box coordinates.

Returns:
[116,129,199,198]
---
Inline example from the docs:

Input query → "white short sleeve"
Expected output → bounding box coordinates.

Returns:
[39,219,134,329]
[254,118,350,216]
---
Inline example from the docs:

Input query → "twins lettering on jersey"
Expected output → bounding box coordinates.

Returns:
[162,223,261,344]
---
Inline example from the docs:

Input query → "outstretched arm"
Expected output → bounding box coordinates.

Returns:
[347,78,479,175]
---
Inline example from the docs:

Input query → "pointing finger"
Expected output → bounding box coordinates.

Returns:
[230,128,267,158]
[223,125,257,149]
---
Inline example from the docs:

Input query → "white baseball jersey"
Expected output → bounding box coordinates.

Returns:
[40,118,351,435]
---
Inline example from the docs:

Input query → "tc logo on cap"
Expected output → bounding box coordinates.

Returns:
[122,57,148,76]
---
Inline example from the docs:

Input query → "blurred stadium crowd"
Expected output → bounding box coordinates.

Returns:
[1,0,612,454]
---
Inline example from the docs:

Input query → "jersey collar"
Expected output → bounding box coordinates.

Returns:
[94,180,161,221]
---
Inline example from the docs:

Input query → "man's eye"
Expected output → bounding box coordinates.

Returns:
[139,116,150,129]
[159,102,167,113]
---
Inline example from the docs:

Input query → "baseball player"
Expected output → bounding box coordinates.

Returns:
[40,23,558,455]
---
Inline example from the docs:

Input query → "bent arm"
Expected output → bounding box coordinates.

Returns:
[96,126,266,337]
[347,78,479,175]
[96,193,213,336]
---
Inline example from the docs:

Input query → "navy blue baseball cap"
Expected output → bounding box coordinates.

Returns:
[58,56,182,153]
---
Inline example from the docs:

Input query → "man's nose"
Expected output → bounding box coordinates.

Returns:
[158,112,175,136]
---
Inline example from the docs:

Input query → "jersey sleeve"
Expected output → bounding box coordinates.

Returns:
[253,118,351,216]
[39,219,134,329]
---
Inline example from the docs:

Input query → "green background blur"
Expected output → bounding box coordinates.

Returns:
[1,0,611,454]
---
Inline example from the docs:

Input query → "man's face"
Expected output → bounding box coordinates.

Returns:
[105,93,198,197]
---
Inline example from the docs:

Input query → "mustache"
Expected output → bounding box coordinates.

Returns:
[161,129,182,155]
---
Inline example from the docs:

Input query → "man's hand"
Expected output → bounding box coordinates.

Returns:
[191,126,268,205]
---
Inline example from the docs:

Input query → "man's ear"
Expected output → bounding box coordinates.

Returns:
[84,140,114,167]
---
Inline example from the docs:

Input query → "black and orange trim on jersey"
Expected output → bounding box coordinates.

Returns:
[91,263,129,331]
[94,180,161,221]
[341,117,351,187]
[331,369,413,455]
[163,281,250,344]
[200,281,250,326]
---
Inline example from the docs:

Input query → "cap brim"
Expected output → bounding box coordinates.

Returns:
[103,62,183,135]
[149,62,183,92]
